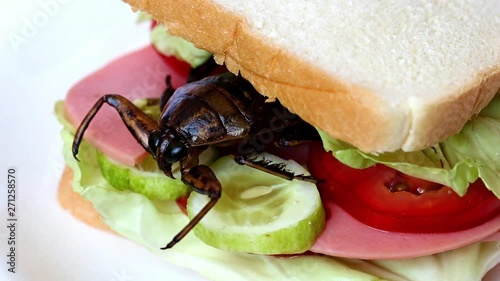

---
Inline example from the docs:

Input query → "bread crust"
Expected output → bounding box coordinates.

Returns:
[403,71,500,150]
[58,167,114,232]
[124,0,499,153]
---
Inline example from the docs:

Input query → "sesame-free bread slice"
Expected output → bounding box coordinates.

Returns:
[124,0,500,153]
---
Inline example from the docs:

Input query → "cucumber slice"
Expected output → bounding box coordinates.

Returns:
[187,153,325,254]
[97,148,218,200]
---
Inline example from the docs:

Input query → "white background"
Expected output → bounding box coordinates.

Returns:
[0,1,206,280]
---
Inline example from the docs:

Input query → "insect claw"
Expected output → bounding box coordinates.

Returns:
[160,238,179,250]
[72,146,81,162]
[160,196,220,251]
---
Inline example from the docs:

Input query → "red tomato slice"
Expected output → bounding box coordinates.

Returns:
[149,21,193,75]
[308,142,500,233]
[176,197,188,215]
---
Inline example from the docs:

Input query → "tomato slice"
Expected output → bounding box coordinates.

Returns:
[176,197,188,215]
[308,142,500,233]
[148,21,192,75]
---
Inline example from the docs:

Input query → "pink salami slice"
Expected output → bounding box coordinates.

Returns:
[64,46,190,166]
[311,201,500,259]
[482,231,500,242]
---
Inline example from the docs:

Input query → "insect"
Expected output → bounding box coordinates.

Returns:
[72,70,318,249]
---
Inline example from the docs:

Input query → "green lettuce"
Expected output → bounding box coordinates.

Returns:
[60,129,382,281]
[56,103,499,281]
[150,24,212,68]
[319,94,500,197]
[136,11,154,23]
[136,10,213,67]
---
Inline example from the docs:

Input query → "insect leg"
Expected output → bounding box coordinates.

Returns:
[137,75,175,112]
[274,123,321,148]
[233,155,317,183]
[161,149,222,249]
[157,75,176,111]
[72,94,159,160]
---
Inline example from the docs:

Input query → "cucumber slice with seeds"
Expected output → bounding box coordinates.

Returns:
[187,153,325,254]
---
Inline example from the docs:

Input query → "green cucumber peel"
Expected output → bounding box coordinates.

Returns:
[188,154,325,254]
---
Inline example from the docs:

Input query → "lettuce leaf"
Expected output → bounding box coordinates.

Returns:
[56,103,499,281]
[136,10,212,68]
[136,11,153,23]
[319,94,500,198]
[150,24,212,68]
[60,129,383,281]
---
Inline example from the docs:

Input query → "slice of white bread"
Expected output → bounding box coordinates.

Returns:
[124,0,500,153]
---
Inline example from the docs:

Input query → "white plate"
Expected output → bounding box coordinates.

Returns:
[0,1,206,280]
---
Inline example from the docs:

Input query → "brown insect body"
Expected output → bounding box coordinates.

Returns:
[72,72,315,250]
[160,73,286,147]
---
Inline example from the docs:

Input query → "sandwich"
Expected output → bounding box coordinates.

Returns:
[56,0,500,280]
